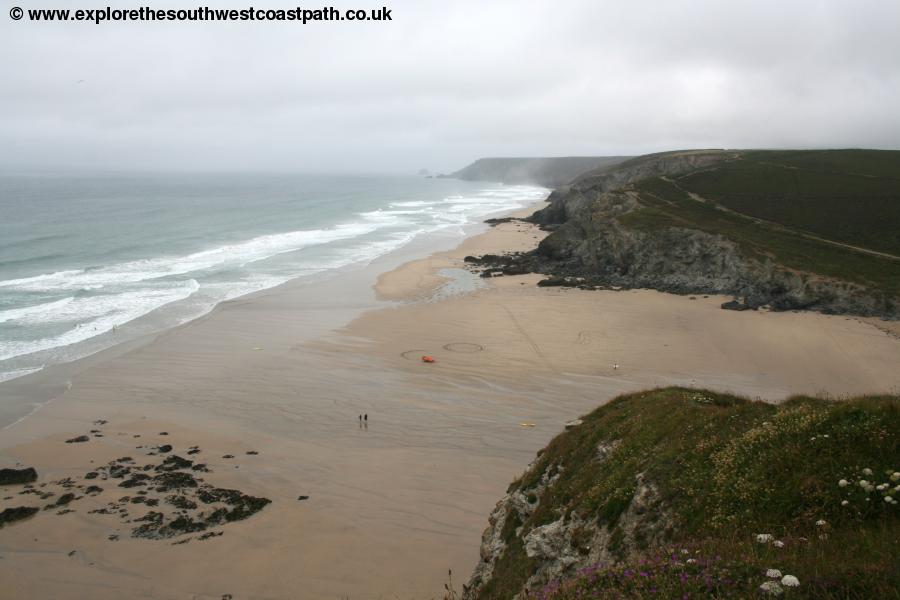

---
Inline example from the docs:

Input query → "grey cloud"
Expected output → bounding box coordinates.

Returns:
[1,0,898,173]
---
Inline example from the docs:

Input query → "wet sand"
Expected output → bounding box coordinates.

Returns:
[2,203,899,600]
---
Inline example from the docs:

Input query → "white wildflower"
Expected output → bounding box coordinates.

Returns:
[759,581,783,595]
[894,485,900,493]
[859,479,869,487]
[766,569,782,578]
[681,548,689,555]
[838,479,849,487]
[841,500,849,506]
[863,468,873,476]
[886,496,894,503]
[781,575,800,587]
[891,472,900,482]
[756,533,774,543]
[823,434,829,438]
[773,540,785,548]
[877,483,889,491]
[686,558,697,564]
[815,519,827,527]
[865,483,875,493]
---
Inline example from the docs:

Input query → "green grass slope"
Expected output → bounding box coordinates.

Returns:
[676,150,900,256]
[479,388,899,599]
[619,162,900,298]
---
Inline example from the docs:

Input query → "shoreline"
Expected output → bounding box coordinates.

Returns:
[0,198,548,430]
[2,197,900,599]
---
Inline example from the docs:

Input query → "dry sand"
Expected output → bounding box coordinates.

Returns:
[2,202,899,600]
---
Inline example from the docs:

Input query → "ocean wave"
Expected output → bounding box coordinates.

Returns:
[0,297,75,324]
[390,200,433,207]
[0,366,44,384]
[0,279,200,361]
[0,222,383,292]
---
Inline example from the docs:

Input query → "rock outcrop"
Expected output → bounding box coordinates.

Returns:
[0,467,38,485]
[464,438,671,599]
[471,150,899,318]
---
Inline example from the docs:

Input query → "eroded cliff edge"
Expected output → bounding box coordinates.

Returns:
[462,388,900,599]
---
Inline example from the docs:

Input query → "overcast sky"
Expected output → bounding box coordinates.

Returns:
[1,0,899,173]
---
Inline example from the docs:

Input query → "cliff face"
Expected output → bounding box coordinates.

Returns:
[510,150,899,318]
[464,444,670,600]
[448,156,630,188]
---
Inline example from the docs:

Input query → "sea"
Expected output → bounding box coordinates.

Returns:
[0,171,548,385]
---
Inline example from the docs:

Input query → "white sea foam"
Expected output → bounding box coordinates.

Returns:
[0,279,200,361]
[0,366,44,383]
[0,222,383,292]
[0,297,74,324]
[390,200,433,207]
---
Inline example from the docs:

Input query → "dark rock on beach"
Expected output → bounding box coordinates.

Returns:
[721,299,753,311]
[153,472,199,492]
[119,473,151,488]
[484,216,528,227]
[156,455,193,472]
[108,465,131,479]
[166,494,198,510]
[0,467,38,485]
[45,493,76,510]
[66,435,90,444]
[0,506,40,527]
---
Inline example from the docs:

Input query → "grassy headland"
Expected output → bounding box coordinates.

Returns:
[474,388,899,599]
[615,150,900,300]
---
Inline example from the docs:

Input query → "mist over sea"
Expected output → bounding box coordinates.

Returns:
[0,172,547,384]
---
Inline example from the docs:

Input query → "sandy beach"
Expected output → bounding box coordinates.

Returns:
[2,202,900,600]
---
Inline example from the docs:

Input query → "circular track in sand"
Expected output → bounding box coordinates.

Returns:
[442,342,484,353]
[400,349,428,360]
